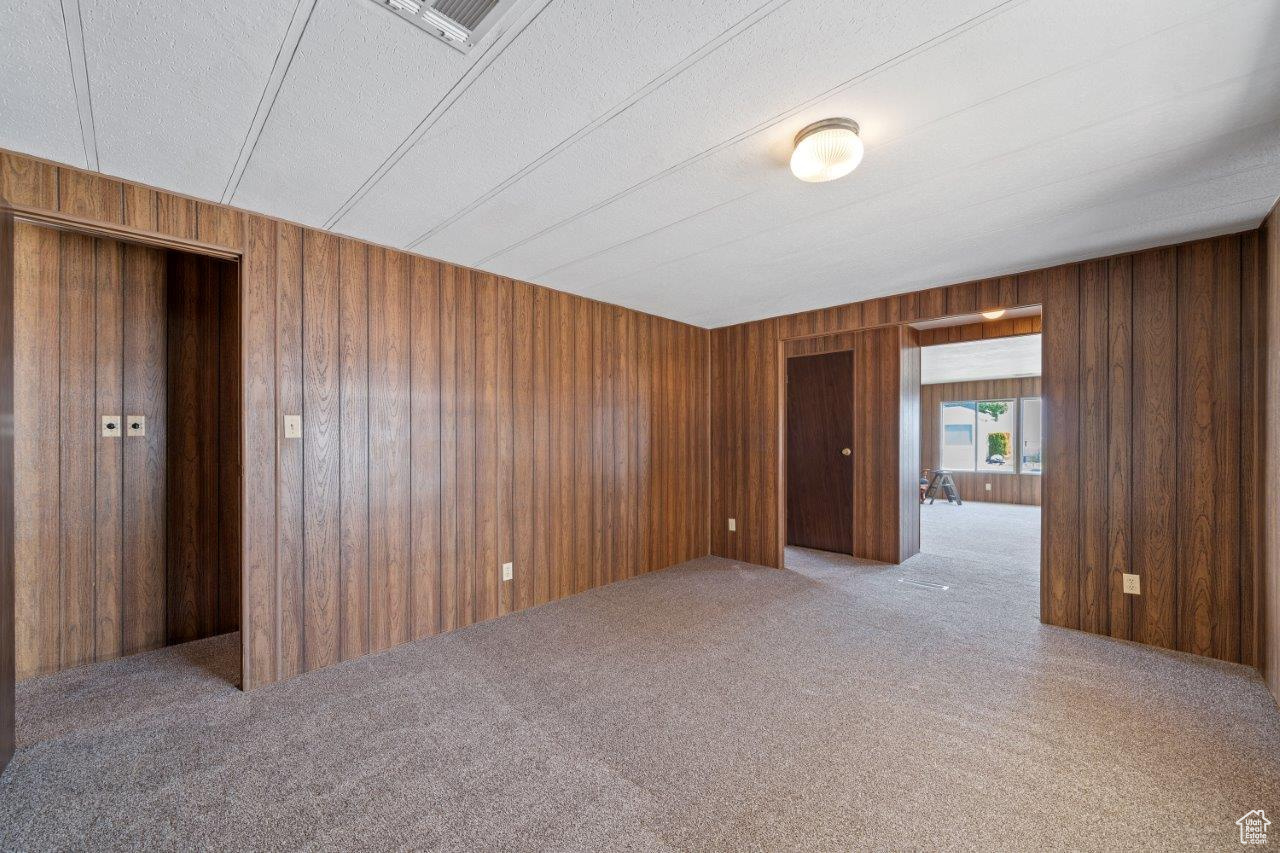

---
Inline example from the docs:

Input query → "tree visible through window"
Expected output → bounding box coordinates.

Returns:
[939,396,1041,474]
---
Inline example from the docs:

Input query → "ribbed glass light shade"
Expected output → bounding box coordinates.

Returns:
[790,119,863,183]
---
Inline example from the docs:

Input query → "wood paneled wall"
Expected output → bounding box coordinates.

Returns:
[849,325,920,564]
[921,377,1043,506]
[0,150,710,689]
[1,200,15,771]
[711,236,1261,667]
[1263,199,1278,702]
[916,313,1040,346]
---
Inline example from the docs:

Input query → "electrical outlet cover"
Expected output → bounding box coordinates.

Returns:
[1122,573,1141,595]
[502,562,513,581]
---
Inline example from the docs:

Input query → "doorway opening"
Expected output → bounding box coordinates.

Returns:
[914,308,1042,599]
[11,222,242,746]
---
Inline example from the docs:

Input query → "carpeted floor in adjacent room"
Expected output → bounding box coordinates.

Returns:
[2,501,1277,850]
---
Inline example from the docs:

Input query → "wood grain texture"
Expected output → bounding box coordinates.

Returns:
[915,314,1040,346]
[241,215,277,689]
[94,239,123,661]
[165,253,241,646]
[712,238,1260,666]
[13,225,237,679]
[275,222,305,680]
[4,150,710,692]
[14,223,61,679]
[785,352,853,554]
[0,202,14,773]
[1261,201,1279,702]
[338,239,370,659]
[122,244,167,656]
[302,231,340,670]
[410,256,440,637]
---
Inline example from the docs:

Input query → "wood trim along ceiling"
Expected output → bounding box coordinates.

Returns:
[0,149,710,690]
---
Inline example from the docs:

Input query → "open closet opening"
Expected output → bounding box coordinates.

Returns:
[12,221,241,732]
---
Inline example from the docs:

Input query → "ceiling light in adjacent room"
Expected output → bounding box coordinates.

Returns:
[981,309,1006,320]
[790,118,863,183]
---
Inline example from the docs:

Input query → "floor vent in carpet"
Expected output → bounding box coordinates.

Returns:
[898,578,950,591]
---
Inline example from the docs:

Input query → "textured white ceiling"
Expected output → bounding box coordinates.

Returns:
[4,0,1279,327]
[921,334,1041,384]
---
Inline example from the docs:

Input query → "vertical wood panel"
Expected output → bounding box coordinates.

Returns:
[59,233,97,669]
[1040,265,1080,629]
[474,274,499,623]
[1177,238,1240,660]
[369,249,411,648]
[574,299,593,591]
[302,232,340,670]
[1106,256,1133,640]
[1078,260,1109,634]
[217,261,241,635]
[14,223,61,679]
[0,204,11,771]
[438,265,459,632]
[94,239,123,661]
[338,239,369,659]
[551,293,574,598]
[532,287,551,606]
[242,215,277,688]
[453,268,476,628]
[512,283,535,610]
[276,222,305,679]
[166,254,221,643]
[1129,248,1178,650]
[496,279,513,615]
[411,257,441,637]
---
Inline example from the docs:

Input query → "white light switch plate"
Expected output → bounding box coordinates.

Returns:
[1122,573,1141,595]
[284,415,302,439]
[728,518,736,532]
[501,562,513,582]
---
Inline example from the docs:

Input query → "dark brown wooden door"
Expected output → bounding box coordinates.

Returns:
[786,350,854,553]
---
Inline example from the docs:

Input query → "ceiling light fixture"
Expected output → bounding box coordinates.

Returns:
[790,118,863,183]
[981,309,1006,320]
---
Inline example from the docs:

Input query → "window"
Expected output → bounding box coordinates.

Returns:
[939,395,1042,474]
[1020,397,1042,474]
[941,401,977,471]
[976,400,1016,472]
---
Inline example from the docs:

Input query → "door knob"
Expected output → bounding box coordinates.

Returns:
[841,448,851,456]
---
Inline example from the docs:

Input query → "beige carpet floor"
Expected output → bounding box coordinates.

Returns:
[1,502,1277,851]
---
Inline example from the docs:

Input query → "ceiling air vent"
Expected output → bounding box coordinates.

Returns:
[376,0,511,52]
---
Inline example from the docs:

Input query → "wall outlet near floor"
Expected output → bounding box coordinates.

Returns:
[728,518,736,532]
[1122,573,1141,595]
[501,562,513,582]
[984,483,992,491]
[283,414,302,439]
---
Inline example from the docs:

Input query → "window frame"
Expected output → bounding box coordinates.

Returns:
[1018,396,1043,476]
[938,395,1041,475]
